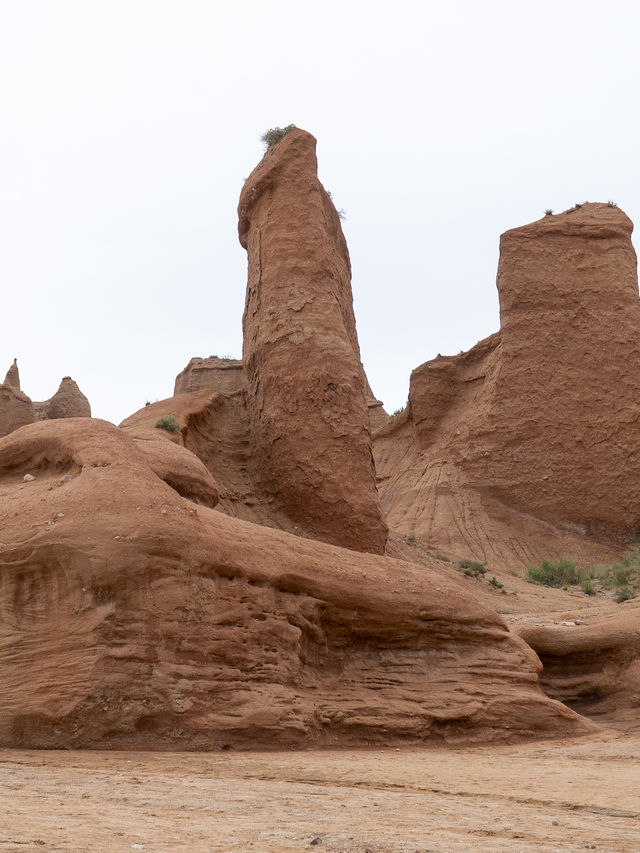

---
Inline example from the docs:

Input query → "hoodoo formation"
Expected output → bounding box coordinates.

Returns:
[0,360,34,438]
[0,361,91,438]
[238,128,388,554]
[1,132,640,751]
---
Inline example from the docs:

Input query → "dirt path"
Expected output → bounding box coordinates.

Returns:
[1,734,638,852]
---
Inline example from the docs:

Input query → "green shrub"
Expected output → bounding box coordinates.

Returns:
[458,559,486,578]
[581,578,596,596]
[614,566,631,587]
[435,553,451,562]
[261,124,295,149]
[527,559,578,587]
[617,586,635,603]
[489,576,504,589]
[155,416,181,434]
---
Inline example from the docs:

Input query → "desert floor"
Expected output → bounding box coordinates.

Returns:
[1,733,638,853]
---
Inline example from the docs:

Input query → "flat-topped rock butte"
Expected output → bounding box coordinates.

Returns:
[1,131,639,759]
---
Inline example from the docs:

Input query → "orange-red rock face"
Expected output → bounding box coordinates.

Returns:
[472,204,640,536]
[0,418,590,749]
[375,203,640,567]
[238,129,387,554]
[174,356,246,396]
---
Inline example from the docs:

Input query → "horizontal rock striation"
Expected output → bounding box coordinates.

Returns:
[0,418,591,749]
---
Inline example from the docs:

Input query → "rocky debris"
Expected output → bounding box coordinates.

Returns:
[0,417,592,749]
[374,203,640,568]
[174,356,246,396]
[238,127,387,554]
[34,376,91,421]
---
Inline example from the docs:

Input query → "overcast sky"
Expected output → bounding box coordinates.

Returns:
[2,1,639,424]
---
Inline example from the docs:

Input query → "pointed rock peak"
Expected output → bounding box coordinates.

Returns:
[47,377,91,420]
[3,359,20,391]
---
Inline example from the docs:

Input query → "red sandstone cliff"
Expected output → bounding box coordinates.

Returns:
[375,203,640,567]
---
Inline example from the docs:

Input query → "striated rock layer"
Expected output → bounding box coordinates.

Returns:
[516,604,640,732]
[238,128,387,554]
[0,418,591,749]
[174,356,246,396]
[375,203,640,568]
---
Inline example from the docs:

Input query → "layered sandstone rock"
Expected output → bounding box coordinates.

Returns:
[0,417,591,749]
[517,604,640,732]
[34,376,91,421]
[120,391,262,525]
[175,356,389,435]
[461,203,640,537]
[174,356,246,396]
[238,128,387,554]
[374,203,640,568]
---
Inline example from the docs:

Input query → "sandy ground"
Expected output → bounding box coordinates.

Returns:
[1,733,639,853]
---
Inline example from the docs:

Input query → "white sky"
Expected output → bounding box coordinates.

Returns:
[2,0,639,423]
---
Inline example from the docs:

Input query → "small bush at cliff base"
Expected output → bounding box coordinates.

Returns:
[617,586,635,603]
[155,416,180,434]
[261,125,296,149]
[527,559,578,587]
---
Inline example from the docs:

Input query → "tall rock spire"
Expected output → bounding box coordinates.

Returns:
[238,128,387,553]
[3,358,20,390]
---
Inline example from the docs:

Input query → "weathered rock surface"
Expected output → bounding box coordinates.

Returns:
[0,362,91,437]
[0,417,591,749]
[239,128,387,554]
[121,391,264,525]
[3,359,20,390]
[0,360,34,438]
[174,356,246,396]
[516,603,640,732]
[375,203,640,569]
[175,355,389,435]
[34,376,91,421]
